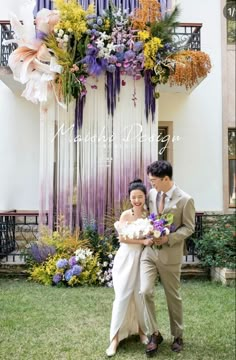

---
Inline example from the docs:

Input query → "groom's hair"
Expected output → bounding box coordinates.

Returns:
[147,161,173,179]
[128,178,147,196]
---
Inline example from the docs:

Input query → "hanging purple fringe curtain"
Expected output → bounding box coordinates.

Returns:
[35,0,53,11]
[35,0,173,16]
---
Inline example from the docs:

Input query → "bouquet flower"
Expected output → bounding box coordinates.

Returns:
[114,218,153,239]
[148,213,176,249]
[114,213,175,249]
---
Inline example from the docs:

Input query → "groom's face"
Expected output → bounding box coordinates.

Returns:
[148,175,165,192]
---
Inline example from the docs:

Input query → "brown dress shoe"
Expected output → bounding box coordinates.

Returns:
[171,337,183,352]
[145,332,163,357]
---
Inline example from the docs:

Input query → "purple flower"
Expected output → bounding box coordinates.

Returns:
[115,52,125,62]
[170,224,176,233]
[53,273,62,284]
[69,256,77,267]
[108,55,117,64]
[148,213,156,221]
[124,50,135,61]
[36,31,47,40]
[72,265,82,276]
[115,44,125,53]
[56,259,68,269]
[133,41,143,52]
[106,64,116,73]
[65,269,73,282]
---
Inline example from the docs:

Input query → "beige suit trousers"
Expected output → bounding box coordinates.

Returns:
[140,246,183,338]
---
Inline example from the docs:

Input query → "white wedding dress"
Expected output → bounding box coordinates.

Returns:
[109,221,147,343]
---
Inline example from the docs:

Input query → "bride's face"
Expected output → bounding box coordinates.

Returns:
[130,189,146,209]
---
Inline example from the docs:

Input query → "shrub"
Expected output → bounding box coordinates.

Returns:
[195,215,236,269]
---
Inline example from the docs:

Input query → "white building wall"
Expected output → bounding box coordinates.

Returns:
[0,83,40,210]
[0,0,223,212]
[159,0,223,212]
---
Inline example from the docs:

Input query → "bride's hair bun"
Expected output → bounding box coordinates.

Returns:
[128,178,146,195]
[129,178,143,186]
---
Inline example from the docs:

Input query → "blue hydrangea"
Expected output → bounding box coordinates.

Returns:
[53,273,62,284]
[72,265,82,276]
[69,256,77,267]
[65,269,73,282]
[56,259,68,269]
[97,17,103,26]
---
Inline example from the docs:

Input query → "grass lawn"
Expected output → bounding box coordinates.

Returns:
[0,279,235,360]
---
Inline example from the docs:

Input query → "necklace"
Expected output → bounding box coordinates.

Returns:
[131,208,147,218]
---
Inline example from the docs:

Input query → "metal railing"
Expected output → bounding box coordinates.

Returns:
[0,210,207,264]
[0,211,48,262]
[0,21,17,66]
[0,20,202,67]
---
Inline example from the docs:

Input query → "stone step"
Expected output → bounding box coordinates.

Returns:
[0,263,28,277]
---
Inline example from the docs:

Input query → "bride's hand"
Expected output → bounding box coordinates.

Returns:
[143,238,153,246]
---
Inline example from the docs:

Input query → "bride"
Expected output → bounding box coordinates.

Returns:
[106,179,154,357]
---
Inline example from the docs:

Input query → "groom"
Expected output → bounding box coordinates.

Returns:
[140,160,195,356]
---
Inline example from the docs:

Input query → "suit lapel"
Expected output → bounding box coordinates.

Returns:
[163,187,182,214]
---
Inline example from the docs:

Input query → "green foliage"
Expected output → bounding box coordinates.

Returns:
[150,6,180,44]
[40,225,89,255]
[30,254,62,285]
[195,215,236,269]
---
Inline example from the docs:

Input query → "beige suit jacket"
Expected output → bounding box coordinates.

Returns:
[148,186,195,265]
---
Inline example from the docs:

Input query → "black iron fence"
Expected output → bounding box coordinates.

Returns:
[0,20,202,67]
[0,211,212,264]
[0,211,48,262]
[0,21,17,66]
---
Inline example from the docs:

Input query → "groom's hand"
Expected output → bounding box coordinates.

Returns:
[154,235,169,246]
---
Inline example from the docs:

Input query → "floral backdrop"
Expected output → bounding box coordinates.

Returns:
[6,0,211,233]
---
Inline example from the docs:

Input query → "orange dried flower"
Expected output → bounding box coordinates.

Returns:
[169,50,212,89]
[131,0,161,30]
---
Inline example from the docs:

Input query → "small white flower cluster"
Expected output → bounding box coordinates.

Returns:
[54,28,71,49]
[97,253,114,287]
[75,248,93,261]
[95,32,114,59]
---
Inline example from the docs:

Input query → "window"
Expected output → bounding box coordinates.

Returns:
[228,129,236,207]
[158,122,173,163]
[158,127,168,161]
[226,0,236,45]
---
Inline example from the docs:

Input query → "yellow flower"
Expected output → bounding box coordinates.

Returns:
[143,37,163,69]
[138,30,150,41]
[104,19,110,30]
[55,0,95,41]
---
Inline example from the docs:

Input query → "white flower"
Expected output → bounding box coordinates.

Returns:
[108,254,113,259]
[96,39,104,49]
[164,228,170,235]
[107,43,116,53]
[100,32,110,41]
[103,261,108,267]
[63,34,69,42]
[58,29,64,37]
[153,230,161,238]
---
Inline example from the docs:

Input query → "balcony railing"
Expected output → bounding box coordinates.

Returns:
[0,21,17,66]
[0,20,202,67]
[0,210,208,264]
